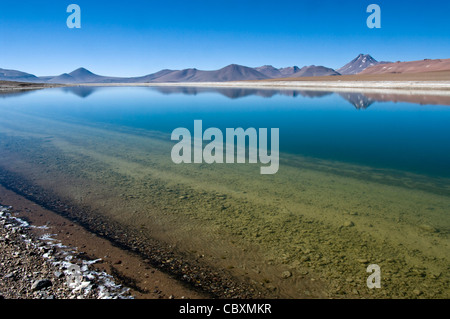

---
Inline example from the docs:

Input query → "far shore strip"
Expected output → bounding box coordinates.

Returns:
[79,81,450,96]
[1,81,450,96]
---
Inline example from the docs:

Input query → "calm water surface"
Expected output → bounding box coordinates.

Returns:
[0,86,449,298]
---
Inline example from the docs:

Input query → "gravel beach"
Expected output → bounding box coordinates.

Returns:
[0,205,132,299]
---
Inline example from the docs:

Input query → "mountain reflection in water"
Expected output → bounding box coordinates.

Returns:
[1,85,449,109]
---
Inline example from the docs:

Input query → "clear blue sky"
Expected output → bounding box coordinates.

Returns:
[0,0,449,76]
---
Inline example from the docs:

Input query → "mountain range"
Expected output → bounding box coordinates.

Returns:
[5,54,445,84]
[1,63,340,84]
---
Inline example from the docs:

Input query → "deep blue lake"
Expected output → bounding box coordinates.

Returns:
[2,86,450,177]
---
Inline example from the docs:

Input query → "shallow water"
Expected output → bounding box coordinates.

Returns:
[0,86,449,298]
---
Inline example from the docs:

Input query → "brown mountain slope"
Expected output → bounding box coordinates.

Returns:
[257,70,450,82]
[360,58,450,75]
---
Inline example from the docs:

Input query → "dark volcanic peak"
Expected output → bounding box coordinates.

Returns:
[337,54,381,75]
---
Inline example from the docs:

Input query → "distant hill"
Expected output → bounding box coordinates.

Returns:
[47,73,76,84]
[254,65,339,78]
[360,58,450,75]
[254,65,283,78]
[132,69,176,83]
[337,54,390,75]
[201,64,268,82]
[0,68,41,82]
[279,66,301,77]
[46,68,113,84]
[291,65,340,77]
[147,68,198,82]
[67,67,105,82]
[148,64,269,82]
